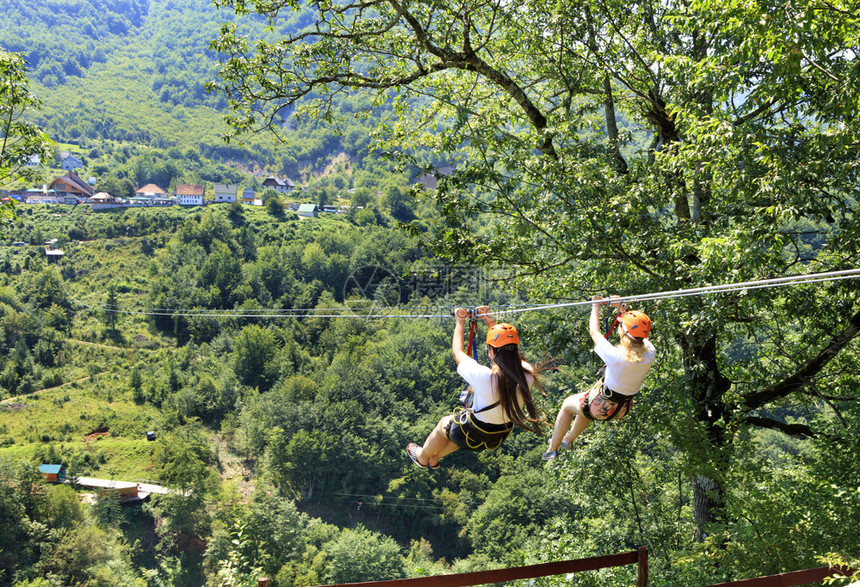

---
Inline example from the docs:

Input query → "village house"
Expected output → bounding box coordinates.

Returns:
[39,464,66,482]
[91,192,117,204]
[101,481,140,502]
[60,154,84,171]
[242,187,256,204]
[213,183,239,203]
[24,187,61,204]
[176,183,204,206]
[135,183,167,199]
[46,246,65,262]
[262,176,297,194]
[48,171,94,201]
[89,191,122,211]
[297,203,319,218]
[131,183,171,206]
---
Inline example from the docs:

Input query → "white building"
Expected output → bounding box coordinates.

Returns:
[213,183,239,203]
[176,184,204,206]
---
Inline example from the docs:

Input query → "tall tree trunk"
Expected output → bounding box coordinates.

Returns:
[681,331,732,541]
[692,475,723,542]
[603,75,628,175]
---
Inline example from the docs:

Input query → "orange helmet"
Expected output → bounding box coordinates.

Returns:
[621,311,651,339]
[486,323,520,347]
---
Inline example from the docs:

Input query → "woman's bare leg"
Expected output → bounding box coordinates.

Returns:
[566,414,591,443]
[547,395,589,453]
[417,416,459,466]
[426,441,459,468]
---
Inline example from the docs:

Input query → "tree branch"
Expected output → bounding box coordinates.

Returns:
[742,307,860,411]
[744,416,815,438]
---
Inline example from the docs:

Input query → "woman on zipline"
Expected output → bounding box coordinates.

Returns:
[407,305,544,469]
[542,295,656,461]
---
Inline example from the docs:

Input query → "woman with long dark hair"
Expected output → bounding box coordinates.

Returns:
[542,295,656,460]
[407,306,543,469]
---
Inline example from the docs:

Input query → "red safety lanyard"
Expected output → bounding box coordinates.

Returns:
[605,310,623,339]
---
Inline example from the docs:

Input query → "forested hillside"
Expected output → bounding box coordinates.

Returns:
[0,204,543,584]
[0,202,857,586]
[0,0,389,189]
[209,0,860,583]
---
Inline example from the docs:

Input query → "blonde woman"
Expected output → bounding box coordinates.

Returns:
[542,295,656,460]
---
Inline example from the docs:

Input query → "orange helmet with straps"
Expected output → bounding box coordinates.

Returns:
[486,323,520,347]
[621,311,651,339]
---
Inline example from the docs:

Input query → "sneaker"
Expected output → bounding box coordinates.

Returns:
[541,450,557,461]
[548,439,572,451]
[406,443,427,469]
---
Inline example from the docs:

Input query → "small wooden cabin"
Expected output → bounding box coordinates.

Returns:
[39,464,66,482]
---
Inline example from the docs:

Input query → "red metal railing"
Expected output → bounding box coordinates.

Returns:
[294,547,648,587]
[706,565,851,586]
[257,551,850,587]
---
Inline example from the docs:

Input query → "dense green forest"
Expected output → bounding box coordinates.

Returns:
[0,203,857,586]
[0,204,576,586]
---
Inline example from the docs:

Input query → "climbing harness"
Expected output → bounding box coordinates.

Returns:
[447,401,513,451]
[582,380,633,421]
[449,309,516,450]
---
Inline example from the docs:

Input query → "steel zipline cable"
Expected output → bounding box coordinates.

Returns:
[66,268,860,320]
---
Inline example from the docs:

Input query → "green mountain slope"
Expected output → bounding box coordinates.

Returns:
[1,0,236,148]
[0,0,340,164]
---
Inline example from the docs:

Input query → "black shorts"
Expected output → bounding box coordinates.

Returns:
[445,409,513,451]
[580,380,633,421]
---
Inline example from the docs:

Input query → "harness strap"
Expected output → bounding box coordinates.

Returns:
[472,400,500,415]
[582,381,633,421]
[601,385,633,421]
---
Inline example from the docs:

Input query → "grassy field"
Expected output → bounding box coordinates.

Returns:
[0,367,163,480]
[0,207,178,482]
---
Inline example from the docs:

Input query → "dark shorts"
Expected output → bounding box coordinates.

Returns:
[445,409,513,451]
[577,380,633,421]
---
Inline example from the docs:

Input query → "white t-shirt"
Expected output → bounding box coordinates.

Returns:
[456,356,532,425]
[593,336,656,395]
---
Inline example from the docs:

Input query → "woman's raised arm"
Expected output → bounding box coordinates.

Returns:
[452,307,470,365]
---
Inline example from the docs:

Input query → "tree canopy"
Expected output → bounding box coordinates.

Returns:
[0,51,53,227]
[211,0,860,546]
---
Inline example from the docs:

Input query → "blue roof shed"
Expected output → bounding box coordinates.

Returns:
[39,464,66,482]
